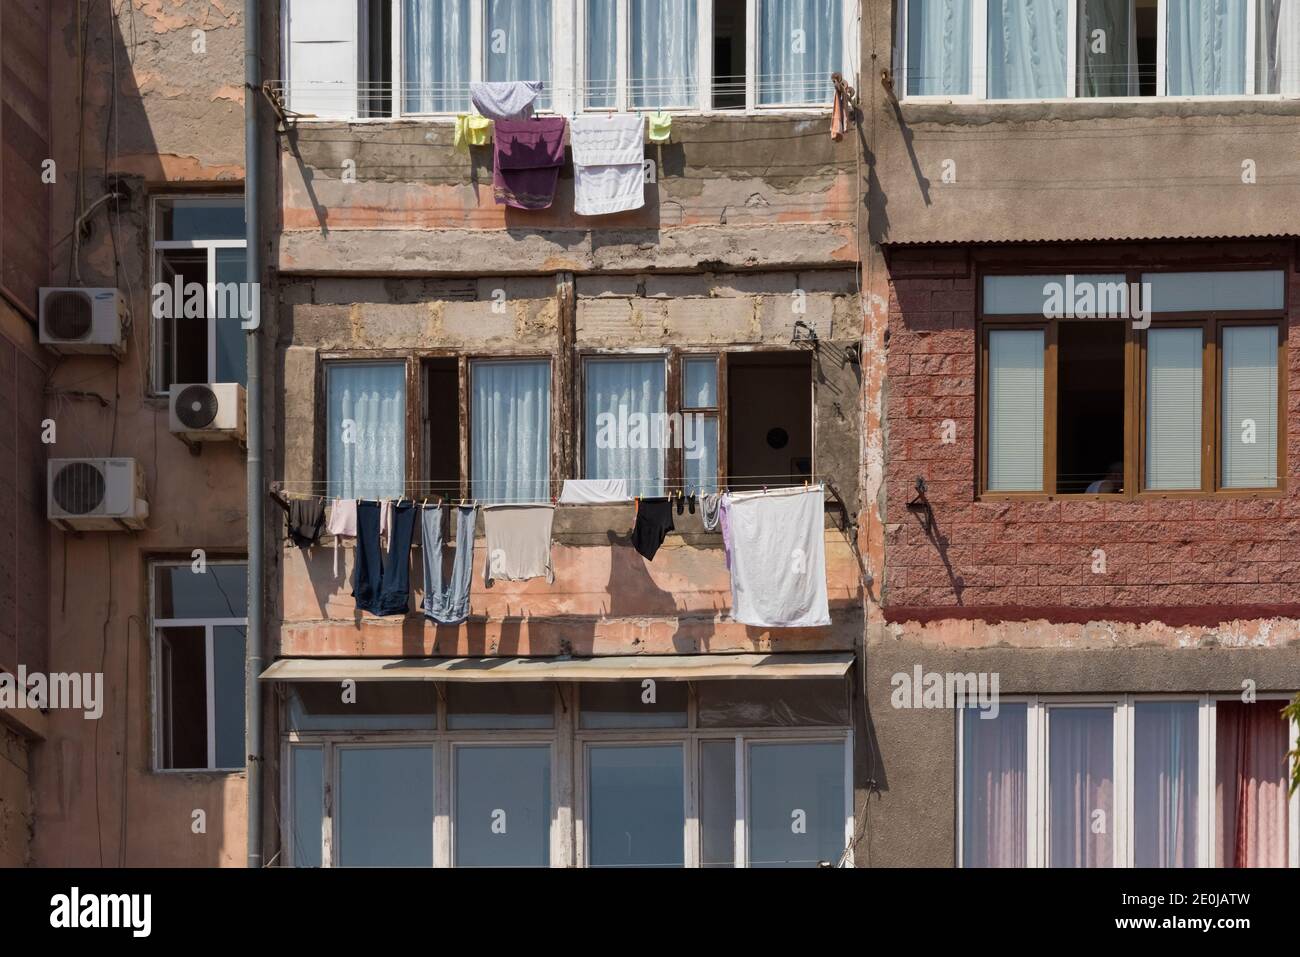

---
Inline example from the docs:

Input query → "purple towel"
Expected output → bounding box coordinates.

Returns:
[493,117,567,210]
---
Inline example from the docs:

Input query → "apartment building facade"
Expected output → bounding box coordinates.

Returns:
[863,0,1300,867]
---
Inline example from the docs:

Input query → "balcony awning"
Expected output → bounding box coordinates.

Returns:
[260,652,853,683]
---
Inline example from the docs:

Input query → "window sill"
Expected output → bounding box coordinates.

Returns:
[976,488,1286,502]
[289,108,835,126]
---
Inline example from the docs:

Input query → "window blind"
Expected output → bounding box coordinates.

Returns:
[1145,328,1202,491]
[987,329,1044,491]
[1221,326,1278,488]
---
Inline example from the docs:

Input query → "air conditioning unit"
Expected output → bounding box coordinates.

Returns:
[48,458,149,531]
[169,383,246,450]
[38,288,127,356]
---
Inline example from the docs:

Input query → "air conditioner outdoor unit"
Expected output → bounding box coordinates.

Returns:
[168,383,247,450]
[38,288,127,356]
[47,458,149,531]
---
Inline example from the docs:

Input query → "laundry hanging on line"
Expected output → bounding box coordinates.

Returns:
[454,113,493,150]
[470,80,544,121]
[483,504,556,584]
[326,498,357,577]
[723,485,830,628]
[353,500,417,617]
[493,117,568,210]
[570,113,646,216]
[631,497,674,561]
[286,495,326,548]
[559,478,631,504]
[422,503,478,625]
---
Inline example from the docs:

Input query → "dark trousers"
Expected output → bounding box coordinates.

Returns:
[352,501,416,616]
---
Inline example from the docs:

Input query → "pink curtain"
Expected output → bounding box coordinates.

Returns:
[1133,701,1198,867]
[962,704,1027,867]
[1216,701,1291,868]
[1049,707,1114,867]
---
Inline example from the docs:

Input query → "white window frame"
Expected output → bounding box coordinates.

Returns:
[149,195,248,395]
[957,693,1300,868]
[897,0,1288,104]
[285,0,859,120]
[149,560,249,773]
[282,678,855,868]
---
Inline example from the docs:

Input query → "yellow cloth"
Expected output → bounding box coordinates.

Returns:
[647,111,672,143]
[455,114,493,151]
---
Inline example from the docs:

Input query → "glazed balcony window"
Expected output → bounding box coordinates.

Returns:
[281,0,857,118]
[900,0,1299,100]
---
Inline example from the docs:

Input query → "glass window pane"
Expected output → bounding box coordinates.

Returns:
[697,679,850,728]
[154,562,247,619]
[1142,270,1285,312]
[586,0,618,108]
[454,745,551,867]
[906,0,972,96]
[683,415,719,495]
[987,0,1067,99]
[157,198,245,242]
[446,683,554,729]
[214,248,248,386]
[987,329,1044,491]
[403,0,471,113]
[158,248,209,388]
[291,746,324,867]
[212,625,246,769]
[287,683,438,731]
[962,703,1028,867]
[748,741,846,867]
[700,740,736,868]
[1167,0,1248,95]
[683,356,718,407]
[327,362,406,500]
[1145,328,1203,491]
[486,1,552,109]
[158,626,207,770]
[579,680,688,729]
[1047,707,1114,867]
[758,0,842,105]
[1215,700,1292,867]
[1078,0,1139,97]
[1133,701,1199,867]
[472,359,551,504]
[1221,326,1278,488]
[338,747,434,866]
[982,274,1128,315]
[630,0,699,108]
[588,745,685,867]
[1257,0,1300,94]
[584,358,667,498]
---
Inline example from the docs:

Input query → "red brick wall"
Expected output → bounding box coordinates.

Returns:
[883,241,1300,615]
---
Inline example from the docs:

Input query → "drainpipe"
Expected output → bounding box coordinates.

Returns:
[244,0,264,869]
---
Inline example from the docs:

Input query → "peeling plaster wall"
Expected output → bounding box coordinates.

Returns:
[34,0,249,867]
[0,723,34,867]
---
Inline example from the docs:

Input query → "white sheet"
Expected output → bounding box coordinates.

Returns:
[558,478,631,504]
[570,113,646,216]
[725,486,830,628]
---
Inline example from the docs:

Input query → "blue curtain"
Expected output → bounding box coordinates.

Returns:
[631,0,699,107]
[587,0,619,107]
[906,0,972,95]
[472,360,552,504]
[585,358,667,497]
[1167,0,1247,95]
[759,0,843,105]
[404,0,471,113]
[327,363,406,500]
[487,0,553,108]
[988,0,1068,98]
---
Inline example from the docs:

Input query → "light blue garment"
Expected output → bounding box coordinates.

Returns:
[403,0,471,113]
[758,0,843,105]
[1167,0,1248,95]
[422,504,478,625]
[987,0,1068,98]
[906,0,972,95]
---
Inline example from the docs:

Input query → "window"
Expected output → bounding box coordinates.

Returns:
[326,361,407,500]
[283,0,856,118]
[900,0,1298,100]
[978,269,1286,497]
[152,561,247,772]
[581,350,808,497]
[151,196,247,393]
[471,359,552,503]
[958,695,1300,867]
[283,678,853,867]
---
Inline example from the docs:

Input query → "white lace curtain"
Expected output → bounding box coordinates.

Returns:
[327,363,406,500]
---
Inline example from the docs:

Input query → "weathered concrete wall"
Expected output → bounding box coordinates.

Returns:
[33,0,248,867]
[863,1,1300,246]
[0,722,34,867]
[277,116,858,274]
[863,638,1300,867]
[883,240,1300,615]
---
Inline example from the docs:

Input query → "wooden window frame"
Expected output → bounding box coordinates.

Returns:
[976,267,1288,501]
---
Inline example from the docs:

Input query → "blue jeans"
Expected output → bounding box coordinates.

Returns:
[422,504,477,625]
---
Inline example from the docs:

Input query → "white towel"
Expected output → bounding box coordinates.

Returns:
[570,114,646,216]
[559,478,631,504]
[483,504,556,584]
[470,81,544,120]
[725,486,830,628]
